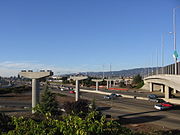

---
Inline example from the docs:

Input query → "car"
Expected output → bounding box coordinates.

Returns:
[147,94,158,99]
[154,102,174,110]
[111,93,121,97]
[104,93,119,99]
[60,87,69,91]
[69,90,75,94]
[64,87,70,90]
[60,88,65,91]
[161,102,174,107]
[69,87,74,90]
[156,99,166,103]
[154,104,171,110]
[149,98,165,103]
[110,93,118,98]
[103,95,111,99]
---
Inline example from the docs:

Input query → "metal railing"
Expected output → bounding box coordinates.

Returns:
[145,62,180,77]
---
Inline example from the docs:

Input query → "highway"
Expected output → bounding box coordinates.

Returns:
[0,87,179,129]
[57,89,180,130]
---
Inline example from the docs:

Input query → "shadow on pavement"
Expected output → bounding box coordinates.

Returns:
[96,106,111,111]
[118,110,160,117]
[118,115,165,125]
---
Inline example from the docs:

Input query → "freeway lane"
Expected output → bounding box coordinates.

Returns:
[0,100,31,108]
[57,90,180,129]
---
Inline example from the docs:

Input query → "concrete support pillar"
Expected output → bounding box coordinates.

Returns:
[106,80,109,89]
[113,80,116,87]
[165,85,170,99]
[109,80,112,88]
[70,76,88,102]
[173,89,177,94]
[160,85,164,93]
[92,79,103,91]
[75,80,79,101]
[19,71,53,114]
[125,80,128,86]
[32,79,39,113]
[96,81,99,91]
[149,82,153,92]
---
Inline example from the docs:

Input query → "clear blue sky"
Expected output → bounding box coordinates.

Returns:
[0,0,180,76]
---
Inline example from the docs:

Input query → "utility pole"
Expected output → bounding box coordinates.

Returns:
[173,6,180,75]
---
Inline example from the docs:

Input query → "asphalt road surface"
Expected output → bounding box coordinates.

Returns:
[57,89,180,130]
[1,88,180,130]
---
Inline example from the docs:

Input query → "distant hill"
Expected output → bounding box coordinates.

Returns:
[63,67,159,78]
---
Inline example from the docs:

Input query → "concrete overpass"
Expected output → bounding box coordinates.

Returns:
[144,74,180,99]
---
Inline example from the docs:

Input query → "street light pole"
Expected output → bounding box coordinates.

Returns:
[156,49,159,75]
[102,64,104,79]
[162,33,164,74]
[173,6,180,75]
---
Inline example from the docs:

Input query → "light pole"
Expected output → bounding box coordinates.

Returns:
[173,6,180,75]
[102,64,104,79]
[161,33,164,74]
[156,49,159,75]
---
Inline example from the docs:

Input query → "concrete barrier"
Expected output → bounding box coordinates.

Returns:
[81,89,136,99]
[136,97,149,100]
[80,89,179,102]
[80,89,111,95]
[120,94,135,99]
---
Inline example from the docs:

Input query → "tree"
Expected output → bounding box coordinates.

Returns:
[34,82,59,115]
[119,81,126,88]
[132,74,142,84]
[132,74,144,88]
[82,77,95,87]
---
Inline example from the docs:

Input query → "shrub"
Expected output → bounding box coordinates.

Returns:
[4,111,134,135]
[6,116,56,135]
[135,81,144,89]
[0,113,13,133]
[63,100,90,117]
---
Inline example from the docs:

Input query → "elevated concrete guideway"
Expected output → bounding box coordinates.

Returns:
[70,76,88,101]
[20,72,53,79]
[19,70,53,113]
[92,79,103,91]
[144,74,180,99]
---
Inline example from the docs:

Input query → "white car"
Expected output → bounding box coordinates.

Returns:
[60,87,65,91]
[154,104,171,110]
